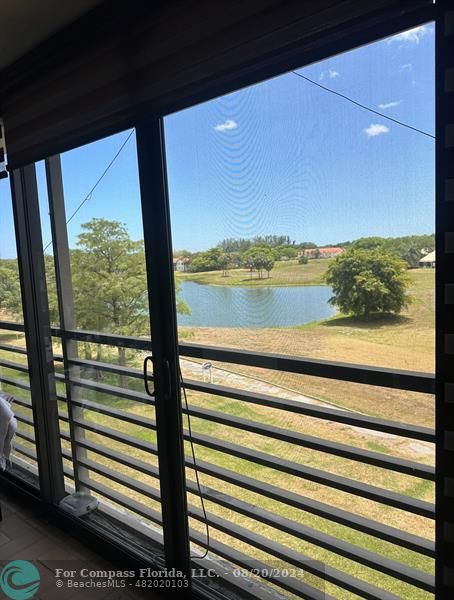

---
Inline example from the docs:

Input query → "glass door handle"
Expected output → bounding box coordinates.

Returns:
[143,355,155,396]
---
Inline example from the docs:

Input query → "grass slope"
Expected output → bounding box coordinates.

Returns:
[178,258,329,286]
[0,268,435,599]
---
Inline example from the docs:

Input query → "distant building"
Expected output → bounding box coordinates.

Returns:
[173,257,191,272]
[298,246,344,260]
[419,250,435,268]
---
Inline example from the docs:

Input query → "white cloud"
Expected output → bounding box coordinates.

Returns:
[377,100,401,110]
[319,69,340,81]
[214,119,238,132]
[363,123,390,138]
[388,25,432,44]
[400,63,413,72]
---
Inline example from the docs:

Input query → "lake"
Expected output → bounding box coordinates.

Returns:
[177,281,336,328]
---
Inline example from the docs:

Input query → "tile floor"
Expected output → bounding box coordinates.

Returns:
[0,488,162,599]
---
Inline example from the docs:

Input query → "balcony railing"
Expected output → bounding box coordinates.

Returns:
[0,320,435,600]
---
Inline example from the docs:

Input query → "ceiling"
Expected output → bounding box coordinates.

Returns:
[0,0,104,71]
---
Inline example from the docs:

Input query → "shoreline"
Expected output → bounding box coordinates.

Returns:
[178,277,329,288]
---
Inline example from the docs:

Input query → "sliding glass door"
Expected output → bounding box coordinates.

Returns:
[1,15,438,600]
[163,21,435,600]
[5,128,191,572]
[0,171,37,488]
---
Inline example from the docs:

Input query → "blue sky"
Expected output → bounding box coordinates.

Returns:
[0,23,434,258]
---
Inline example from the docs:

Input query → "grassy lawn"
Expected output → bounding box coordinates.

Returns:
[0,267,435,599]
[177,258,329,286]
[6,375,433,599]
[180,269,435,426]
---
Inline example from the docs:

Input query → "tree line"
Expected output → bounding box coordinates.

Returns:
[340,234,435,268]
[175,233,435,274]
[178,237,319,275]
[188,246,280,278]
[0,225,435,336]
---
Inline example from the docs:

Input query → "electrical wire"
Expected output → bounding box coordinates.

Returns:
[43,130,134,252]
[41,70,433,256]
[180,365,210,560]
[291,70,435,139]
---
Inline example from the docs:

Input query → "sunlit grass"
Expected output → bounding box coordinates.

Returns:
[0,267,436,599]
[177,258,329,287]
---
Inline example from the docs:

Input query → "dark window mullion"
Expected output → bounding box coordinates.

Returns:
[136,120,191,584]
[436,1,454,597]
[45,154,89,492]
[10,164,65,503]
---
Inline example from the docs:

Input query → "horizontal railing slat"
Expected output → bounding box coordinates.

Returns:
[79,477,162,527]
[57,374,153,406]
[0,321,25,332]
[184,429,435,518]
[64,469,75,480]
[67,357,144,379]
[8,395,32,410]
[185,454,435,557]
[76,456,161,504]
[185,404,434,480]
[72,437,159,471]
[189,508,404,600]
[15,429,35,444]
[15,413,34,427]
[187,481,433,590]
[59,377,433,479]
[73,451,417,597]
[70,418,157,454]
[62,355,435,442]
[80,437,430,589]
[0,374,30,391]
[70,435,433,557]
[51,327,152,351]
[182,379,435,443]
[190,528,334,600]
[0,343,28,356]
[71,414,434,518]
[51,327,434,393]
[70,398,155,429]
[180,344,435,394]
[0,358,29,374]
[14,442,37,461]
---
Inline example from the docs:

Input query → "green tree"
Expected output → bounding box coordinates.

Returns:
[325,248,410,319]
[218,238,252,253]
[218,252,232,276]
[44,255,60,326]
[72,219,189,382]
[351,234,435,268]
[73,220,148,332]
[190,247,223,272]
[0,256,59,325]
[275,245,298,260]
[242,247,275,279]
[0,260,22,319]
[263,255,275,278]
